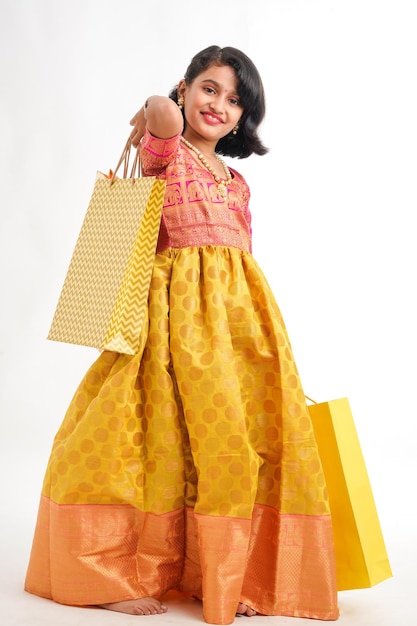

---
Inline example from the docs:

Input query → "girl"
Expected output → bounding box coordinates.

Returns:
[25,45,339,624]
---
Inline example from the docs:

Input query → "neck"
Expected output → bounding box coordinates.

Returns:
[182,132,217,157]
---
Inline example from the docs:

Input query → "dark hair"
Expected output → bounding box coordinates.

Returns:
[168,45,268,159]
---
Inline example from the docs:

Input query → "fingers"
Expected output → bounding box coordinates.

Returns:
[129,107,147,146]
[130,131,141,148]
[129,116,145,147]
[129,124,142,147]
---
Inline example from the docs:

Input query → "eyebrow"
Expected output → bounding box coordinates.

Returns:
[199,78,239,97]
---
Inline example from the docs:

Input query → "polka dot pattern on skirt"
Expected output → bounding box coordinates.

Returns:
[43,246,330,519]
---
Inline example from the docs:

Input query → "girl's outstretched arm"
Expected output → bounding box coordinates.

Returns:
[130,96,183,146]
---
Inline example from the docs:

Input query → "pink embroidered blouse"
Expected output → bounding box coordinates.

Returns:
[140,130,252,254]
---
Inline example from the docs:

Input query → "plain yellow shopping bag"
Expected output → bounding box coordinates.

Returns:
[308,397,392,591]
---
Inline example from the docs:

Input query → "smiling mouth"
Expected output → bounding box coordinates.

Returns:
[202,112,223,124]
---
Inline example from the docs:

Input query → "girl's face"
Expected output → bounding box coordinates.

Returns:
[179,64,243,147]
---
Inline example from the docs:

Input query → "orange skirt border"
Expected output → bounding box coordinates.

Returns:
[25,496,339,623]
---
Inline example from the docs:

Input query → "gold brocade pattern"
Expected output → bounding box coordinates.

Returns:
[25,498,338,621]
[140,130,253,254]
[42,247,329,519]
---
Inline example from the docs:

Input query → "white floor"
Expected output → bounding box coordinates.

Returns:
[0,513,412,626]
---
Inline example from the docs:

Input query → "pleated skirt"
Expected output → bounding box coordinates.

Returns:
[25,246,339,623]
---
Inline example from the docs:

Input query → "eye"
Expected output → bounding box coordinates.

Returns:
[203,86,216,95]
[229,97,240,106]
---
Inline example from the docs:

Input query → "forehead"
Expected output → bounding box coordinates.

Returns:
[195,64,239,91]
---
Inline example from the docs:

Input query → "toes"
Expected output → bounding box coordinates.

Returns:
[133,607,145,615]
[236,602,257,617]
[100,598,167,615]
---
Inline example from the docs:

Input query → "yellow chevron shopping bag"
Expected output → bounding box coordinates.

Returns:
[308,397,392,591]
[48,138,166,355]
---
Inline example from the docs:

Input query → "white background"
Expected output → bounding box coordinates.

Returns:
[1,1,416,624]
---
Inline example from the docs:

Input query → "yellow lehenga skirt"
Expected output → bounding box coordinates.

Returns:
[25,246,339,624]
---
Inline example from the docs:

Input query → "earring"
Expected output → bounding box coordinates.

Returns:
[177,95,184,110]
[232,123,239,135]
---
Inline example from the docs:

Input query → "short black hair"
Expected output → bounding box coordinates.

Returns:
[168,45,268,159]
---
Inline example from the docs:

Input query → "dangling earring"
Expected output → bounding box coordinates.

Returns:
[177,95,184,110]
[232,123,239,135]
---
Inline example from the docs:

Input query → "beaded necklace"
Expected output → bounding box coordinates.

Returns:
[180,136,232,199]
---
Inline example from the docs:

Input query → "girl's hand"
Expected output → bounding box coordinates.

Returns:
[130,108,146,147]
[130,96,183,146]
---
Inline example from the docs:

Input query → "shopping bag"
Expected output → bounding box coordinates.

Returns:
[307,397,392,591]
[47,138,166,354]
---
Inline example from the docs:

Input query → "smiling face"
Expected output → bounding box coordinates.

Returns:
[179,64,243,151]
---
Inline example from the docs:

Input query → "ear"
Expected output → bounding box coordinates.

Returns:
[177,79,186,97]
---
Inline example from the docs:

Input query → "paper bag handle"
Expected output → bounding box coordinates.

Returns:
[110,137,142,184]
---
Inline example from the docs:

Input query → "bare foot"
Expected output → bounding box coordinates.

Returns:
[236,602,257,617]
[100,597,168,615]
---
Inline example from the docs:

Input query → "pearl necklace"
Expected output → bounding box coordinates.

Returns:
[180,136,232,199]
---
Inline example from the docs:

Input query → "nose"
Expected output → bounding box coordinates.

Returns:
[209,94,226,114]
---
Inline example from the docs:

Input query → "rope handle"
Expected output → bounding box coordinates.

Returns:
[304,395,318,405]
[109,136,142,184]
